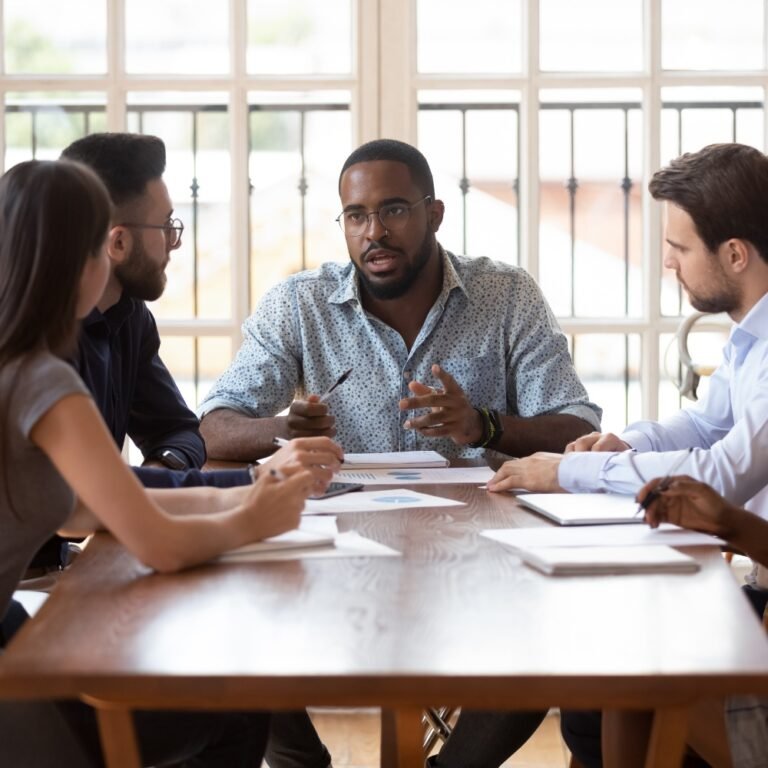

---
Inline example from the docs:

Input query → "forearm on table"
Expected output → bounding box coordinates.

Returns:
[494,413,595,457]
[727,508,768,567]
[147,485,248,516]
[200,408,287,461]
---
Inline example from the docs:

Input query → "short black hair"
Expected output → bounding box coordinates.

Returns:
[61,132,166,207]
[339,139,435,198]
[649,143,768,265]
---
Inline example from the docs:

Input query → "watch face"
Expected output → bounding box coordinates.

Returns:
[159,450,187,470]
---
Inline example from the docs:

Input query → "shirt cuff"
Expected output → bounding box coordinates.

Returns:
[558,452,612,493]
[619,430,653,452]
[197,397,256,420]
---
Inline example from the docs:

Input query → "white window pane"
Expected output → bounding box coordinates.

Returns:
[248,93,351,310]
[126,0,229,74]
[128,93,231,321]
[572,334,641,433]
[540,0,642,72]
[247,0,351,74]
[4,0,106,74]
[5,92,106,165]
[417,0,522,74]
[418,92,520,263]
[539,91,643,319]
[662,0,764,70]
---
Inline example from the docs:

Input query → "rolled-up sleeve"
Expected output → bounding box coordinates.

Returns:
[198,281,302,419]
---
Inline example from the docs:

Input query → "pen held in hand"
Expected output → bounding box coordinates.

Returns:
[634,447,694,517]
[318,367,353,403]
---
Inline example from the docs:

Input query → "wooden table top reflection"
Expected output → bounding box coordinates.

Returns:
[2,469,768,768]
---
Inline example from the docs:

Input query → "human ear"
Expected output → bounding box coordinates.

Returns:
[723,238,749,274]
[107,225,132,266]
[428,198,445,233]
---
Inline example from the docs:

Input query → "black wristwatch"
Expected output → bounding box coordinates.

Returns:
[468,408,505,449]
[149,449,188,471]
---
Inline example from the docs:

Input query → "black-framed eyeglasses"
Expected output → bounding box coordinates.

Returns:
[119,217,184,249]
[335,195,432,237]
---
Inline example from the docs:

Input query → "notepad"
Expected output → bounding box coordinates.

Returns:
[217,529,335,561]
[342,450,449,468]
[516,493,642,526]
[514,545,700,576]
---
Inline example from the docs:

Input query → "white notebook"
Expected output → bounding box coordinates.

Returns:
[342,450,449,469]
[515,545,700,576]
[516,493,642,526]
[217,529,335,561]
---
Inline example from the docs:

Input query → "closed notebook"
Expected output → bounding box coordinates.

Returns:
[217,529,335,561]
[516,493,641,525]
[342,450,449,468]
[515,545,700,576]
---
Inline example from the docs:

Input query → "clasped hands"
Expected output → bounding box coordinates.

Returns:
[284,363,484,446]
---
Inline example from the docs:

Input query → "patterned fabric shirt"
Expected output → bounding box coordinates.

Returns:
[199,248,601,457]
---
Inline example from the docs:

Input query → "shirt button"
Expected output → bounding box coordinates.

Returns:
[403,370,412,381]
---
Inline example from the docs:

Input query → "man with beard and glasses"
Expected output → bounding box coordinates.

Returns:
[199,138,601,463]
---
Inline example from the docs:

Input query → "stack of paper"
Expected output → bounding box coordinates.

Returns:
[515,545,700,576]
[334,466,494,485]
[342,450,449,468]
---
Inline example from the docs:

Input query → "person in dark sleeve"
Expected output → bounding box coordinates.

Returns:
[16,133,337,768]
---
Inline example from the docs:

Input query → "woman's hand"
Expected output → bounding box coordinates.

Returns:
[262,436,344,495]
[241,466,315,541]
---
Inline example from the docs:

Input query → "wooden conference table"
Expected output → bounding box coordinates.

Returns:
[2,463,768,768]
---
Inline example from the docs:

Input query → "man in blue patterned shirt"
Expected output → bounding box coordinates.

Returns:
[200,139,601,461]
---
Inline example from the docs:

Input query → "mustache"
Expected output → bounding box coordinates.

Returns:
[362,240,404,260]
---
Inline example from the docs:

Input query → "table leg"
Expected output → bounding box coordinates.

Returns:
[380,708,426,768]
[643,707,688,768]
[95,705,142,768]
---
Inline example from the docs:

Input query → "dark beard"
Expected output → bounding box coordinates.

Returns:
[681,262,741,315]
[688,293,740,314]
[115,239,167,302]
[353,229,433,300]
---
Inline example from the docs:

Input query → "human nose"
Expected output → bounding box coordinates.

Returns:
[662,247,676,271]
[363,210,388,238]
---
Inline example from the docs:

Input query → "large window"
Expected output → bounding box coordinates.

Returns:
[1,0,765,435]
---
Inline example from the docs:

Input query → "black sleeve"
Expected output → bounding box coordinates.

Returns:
[133,467,252,488]
[128,308,207,469]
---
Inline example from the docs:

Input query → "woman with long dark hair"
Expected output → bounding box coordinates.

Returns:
[0,159,339,766]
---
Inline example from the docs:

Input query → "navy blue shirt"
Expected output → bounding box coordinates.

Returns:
[76,294,250,489]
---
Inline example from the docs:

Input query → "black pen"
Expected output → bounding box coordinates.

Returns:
[634,447,693,517]
[319,367,353,403]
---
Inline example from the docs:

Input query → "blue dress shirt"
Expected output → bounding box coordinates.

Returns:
[559,292,768,517]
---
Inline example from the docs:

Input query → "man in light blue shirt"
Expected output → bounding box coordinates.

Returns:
[433,143,768,768]
[488,143,768,524]
[200,139,601,461]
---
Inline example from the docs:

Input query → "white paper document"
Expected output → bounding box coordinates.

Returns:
[302,488,466,515]
[217,528,399,563]
[516,493,643,525]
[333,466,494,485]
[217,528,335,561]
[515,545,700,576]
[481,523,725,550]
[342,450,449,468]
